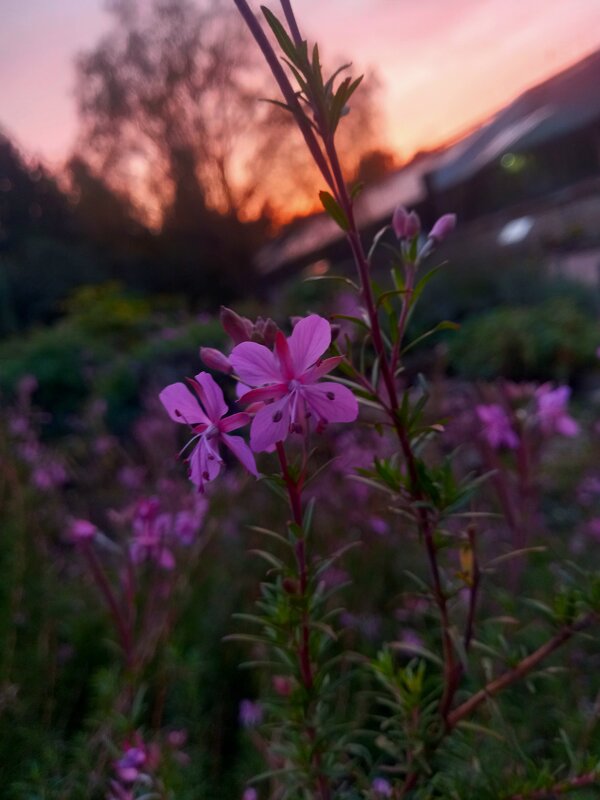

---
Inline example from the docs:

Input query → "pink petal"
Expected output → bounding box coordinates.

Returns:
[250,395,291,452]
[302,356,343,382]
[275,331,295,379]
[223,433,259,476]
[557,415,579,437]
[219,412,251,433]
[189,439,222,490]
[302,382,358,423]
[192,372,228,421]
[159,382,209,425]
[239,384,287,405]
[230,342,281,387]
[288,315,331,374]
[158,547,176,570]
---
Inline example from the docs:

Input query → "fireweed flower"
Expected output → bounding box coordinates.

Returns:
[70,519,98,542]
[230,314,358,452]
[372,777,393,797]
[535,384,579,437]
[159,371,257,492]
[239,699,264,728]
[130,498,176,570]
[476,404,519,450]
[115,745,146,783]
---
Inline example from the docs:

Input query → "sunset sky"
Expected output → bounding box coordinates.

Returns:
[2,0,600,168]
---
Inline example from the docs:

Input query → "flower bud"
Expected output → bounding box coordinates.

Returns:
[282,577,300,595]
[70,519,98,542]
[392,206,421,239]
[261,318,279,348]
[405,210,421,239]
[429,213,456,243]
[220,306,253,344]
[392,205,409,239]
[200,347,233,374]
[272,675,293,696]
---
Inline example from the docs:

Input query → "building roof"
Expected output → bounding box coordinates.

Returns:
[428,47,600,192]
[257,47,600,276]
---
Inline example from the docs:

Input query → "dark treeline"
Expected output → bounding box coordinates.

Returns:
[0,0,388,335]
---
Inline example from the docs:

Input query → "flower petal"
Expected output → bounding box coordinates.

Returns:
[302,356,343,382]
[250,395,291,452]
[239,384,287,405]
[223,433,259,476]
[189,438,222,491]
[230,342,281,387]
[192,372,228,421]
[302,382,358,423]
[159,382,209,425]
[219,412,251,433]
[275,331,295,379]
[288,315,331,374]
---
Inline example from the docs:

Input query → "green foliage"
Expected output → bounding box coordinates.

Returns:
[449,298,599,381]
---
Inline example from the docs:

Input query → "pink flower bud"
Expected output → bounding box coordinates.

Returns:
[220,306,253,344]
[200,347,233,374]
[405,211,421,239]
[429,213,456,242]
[392,205,409,239]
[261,318,279,348]
[70,519,98,542]
[392,206,421,239]
[272,675,293,696]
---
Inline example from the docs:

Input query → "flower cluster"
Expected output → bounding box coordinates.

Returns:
[159,314,358,490]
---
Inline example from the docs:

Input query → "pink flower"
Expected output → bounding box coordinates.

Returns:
[476,404,519,449]
[372,777,393,797]
[535,385,579,437]
[115,745,146,783]
[70,519,98,542]
[159,372,258,492]
[230,315,358,452]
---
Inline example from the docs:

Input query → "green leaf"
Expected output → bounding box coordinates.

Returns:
[401,320,460,357]
[350,181,365,200]
[303,274,359,291]
[261,7,303,67]
[319,190,349,231]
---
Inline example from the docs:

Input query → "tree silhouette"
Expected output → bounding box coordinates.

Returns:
[74,0,384,226]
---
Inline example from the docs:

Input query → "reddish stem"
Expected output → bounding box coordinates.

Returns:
[508,771,600,799]
[447,613,595,728]
[81,541,133,667]
[276,441,330,799]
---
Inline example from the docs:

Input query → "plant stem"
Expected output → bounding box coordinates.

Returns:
[507,771,600,799]
[276,441,330,800]
[447,613,595,728]
[81,541,133,667]
[232,0,336,192]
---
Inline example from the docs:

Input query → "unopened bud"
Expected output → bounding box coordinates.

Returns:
[200,347,232,374]
[429,213,456,243]
[272,675,293,696]
[70,519,98,542]
[330,323,341,342]
[405,211,421,239]
[282,577,300,595]
[392,206,421,240]
[262,318,279,348]
[392,205,409,239]
[220,306,253,344]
